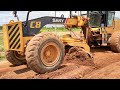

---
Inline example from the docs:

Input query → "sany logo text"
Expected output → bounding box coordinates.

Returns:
[52,18,64,23]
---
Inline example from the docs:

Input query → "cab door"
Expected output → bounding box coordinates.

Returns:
[106,11,115,27]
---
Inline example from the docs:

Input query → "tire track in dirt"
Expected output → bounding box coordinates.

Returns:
[81,46,120,79]
[0,61,36,79]
[30,63,81,79]
[82,61,120,79]
[52,66,93,79]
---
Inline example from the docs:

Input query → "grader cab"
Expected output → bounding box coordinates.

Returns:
[82,11,120,53]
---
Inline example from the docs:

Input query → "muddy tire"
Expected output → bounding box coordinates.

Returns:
[110,31,120,53]
[6,50,26,66]
[25,32,65,74]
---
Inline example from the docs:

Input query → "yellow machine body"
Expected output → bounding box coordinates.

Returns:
[65,16,88,28]
[2,16,90,53]
[60,34,90,52]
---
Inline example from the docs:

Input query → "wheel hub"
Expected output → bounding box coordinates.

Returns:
[13,51,25,60]
[41,42,60,67]
[45,50,51,57]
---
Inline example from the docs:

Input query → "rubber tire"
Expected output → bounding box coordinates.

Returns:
[6,50,26,66]
[25,32,65,74]
[110,31,120,53]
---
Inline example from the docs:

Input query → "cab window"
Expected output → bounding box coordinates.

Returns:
[107,11,115,26]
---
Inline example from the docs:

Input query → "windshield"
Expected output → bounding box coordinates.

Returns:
[89,12,101,27]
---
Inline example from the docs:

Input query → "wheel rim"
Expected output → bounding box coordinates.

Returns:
[41,42,60,67]
[13,51,25,60]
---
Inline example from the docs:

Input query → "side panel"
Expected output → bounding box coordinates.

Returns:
[2,25,9,50]
[2,22,24,52]
[22,16,66,37]
[106,20,120,34]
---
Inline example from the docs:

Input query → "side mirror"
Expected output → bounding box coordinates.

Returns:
[13,11,17,17]
[13,11,19,21]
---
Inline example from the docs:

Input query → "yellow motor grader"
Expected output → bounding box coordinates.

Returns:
[2,11,93,74]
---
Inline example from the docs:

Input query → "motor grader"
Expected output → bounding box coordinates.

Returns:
[2,11,92,74]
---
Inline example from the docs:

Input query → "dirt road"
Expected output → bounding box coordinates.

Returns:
[0,46,120,79]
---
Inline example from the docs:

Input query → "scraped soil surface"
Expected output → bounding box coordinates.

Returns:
[1,46,120,79]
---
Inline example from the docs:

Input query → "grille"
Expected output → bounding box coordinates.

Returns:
[7,23,21,50]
